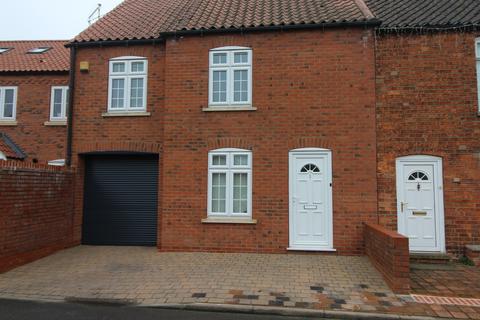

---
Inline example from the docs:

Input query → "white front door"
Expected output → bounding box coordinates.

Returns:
[289,149,333,250]
[396,156,445,252]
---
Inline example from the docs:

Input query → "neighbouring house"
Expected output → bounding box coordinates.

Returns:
[65,0,480,257]
[0,41,70,164]
[365,0,480,256]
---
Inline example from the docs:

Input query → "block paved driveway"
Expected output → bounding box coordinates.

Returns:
[0,246,475,318]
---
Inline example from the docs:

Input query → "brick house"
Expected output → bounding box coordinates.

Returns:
[66,0,480,257]
[0,41,70,164]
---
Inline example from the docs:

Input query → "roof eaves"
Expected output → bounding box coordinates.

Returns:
[160,19,382,37]
[0,133,26,160]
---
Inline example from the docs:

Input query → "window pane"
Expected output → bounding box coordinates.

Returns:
[130,78,144,108]
[111,79,125,108]
[112,62,126,73]
[3,89,14,118]
[212,173,227,213]
[65,89,69,116]
[234,155,248,166]
[477,41,480,58]
[212,70,227,102]
[53,89,63,118]
[233,70,248,102]
[213,53,227,64]
[212,155,227,166]
[233,173,248,213]
[234,52,248,64]
[131,61,145,73]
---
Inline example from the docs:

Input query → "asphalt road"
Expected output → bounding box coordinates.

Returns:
[0,299,330,320]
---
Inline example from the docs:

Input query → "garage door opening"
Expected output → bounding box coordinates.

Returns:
[82,153,159,246]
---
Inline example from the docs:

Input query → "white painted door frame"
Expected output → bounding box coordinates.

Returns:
[288,148,334,251]
[396,155,446,253]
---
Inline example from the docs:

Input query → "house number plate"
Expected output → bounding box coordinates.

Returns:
[304,205,318,210]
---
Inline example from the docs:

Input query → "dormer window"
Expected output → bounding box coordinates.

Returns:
[27,47,51,54]
[108,57,148,113]
[0,48,12,54]
[208,47,252,108]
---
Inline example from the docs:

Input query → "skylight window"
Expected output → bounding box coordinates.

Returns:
[27,47,51,54]
[0,48,12,54]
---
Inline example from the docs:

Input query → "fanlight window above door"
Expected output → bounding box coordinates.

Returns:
[408,171,429,181]
[300,164,320,173]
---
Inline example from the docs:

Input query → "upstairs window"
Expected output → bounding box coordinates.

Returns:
[0,48,12,54]
[0,87,17,121]
[476,38,480,112]
[50,86,69,121]
[208,149,252,218]
[108,57,148,112]
[209,47,252,107]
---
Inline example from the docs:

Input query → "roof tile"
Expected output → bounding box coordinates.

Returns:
[364,0,480,28]
[74,0,376,43]
[0,40,70,73]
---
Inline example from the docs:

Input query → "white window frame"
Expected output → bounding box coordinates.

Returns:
[0,86,18,121]
[107,56,148,112]
[207,148,252,218]
[476,38,480,112]
[208,47,252,107]
[50,86,69,121]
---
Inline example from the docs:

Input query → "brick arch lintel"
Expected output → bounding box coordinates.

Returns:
[207,138,253,150]
[288,137,334,150]
[75,141,162,155]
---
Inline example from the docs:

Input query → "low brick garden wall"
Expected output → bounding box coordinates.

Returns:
[0,161,75,272]
[364,223,410,293]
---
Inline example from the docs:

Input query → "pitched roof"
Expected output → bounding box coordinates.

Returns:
[74,0,377,43]
[364,0,480,29]
[0,133,26,160]
[0,40,70,72]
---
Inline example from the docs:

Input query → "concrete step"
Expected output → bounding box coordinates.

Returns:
[409,253,451,265]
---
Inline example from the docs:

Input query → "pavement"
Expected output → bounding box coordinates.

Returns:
[0,246,479,319]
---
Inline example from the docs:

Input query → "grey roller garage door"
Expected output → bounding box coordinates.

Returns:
[82,153,158,246]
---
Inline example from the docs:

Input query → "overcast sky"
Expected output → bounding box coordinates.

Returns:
[0,0,124,40]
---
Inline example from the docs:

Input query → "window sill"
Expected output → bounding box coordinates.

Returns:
[287,247,337,252]
[44,121,67,126]
[0,120,17,126]
[102,111,151,117]
[202,217,257,224]
[203,106,257,112]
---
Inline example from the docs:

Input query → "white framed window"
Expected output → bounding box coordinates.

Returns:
[476,38,480,112]
[50,86,69,121]
[208,148,252,218]
[209,47,252,107]
[0,87,18,121]
[108,56,148,112]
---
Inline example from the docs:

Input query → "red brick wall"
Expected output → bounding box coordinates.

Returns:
[376,32,480,255]
[0,161,75,273]
[161,29,378,254]
[70,44,165,244]
[71,28,378,254]
[0,73,69,163]
[364,223,410,293]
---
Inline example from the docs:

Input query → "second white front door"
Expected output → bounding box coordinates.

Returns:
[396,156,445,252]
[289,149,333,250]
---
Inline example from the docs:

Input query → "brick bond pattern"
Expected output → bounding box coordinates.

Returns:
[364,223,410,294]
[71,28,378,255]
[0,247,420,314]
[375,31,480,255]
[0,73,69,163]
[0,162,75,272]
